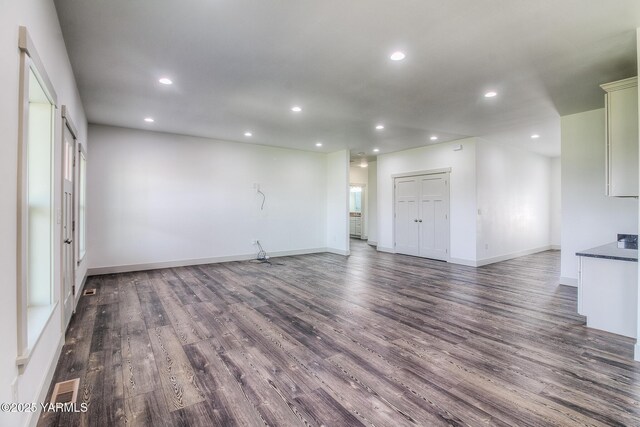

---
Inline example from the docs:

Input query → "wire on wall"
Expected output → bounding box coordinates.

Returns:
[256,240,268,261]
[258,189,266,210]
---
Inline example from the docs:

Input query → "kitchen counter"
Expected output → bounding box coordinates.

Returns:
[576,242,638,338]
[576,242,638,262]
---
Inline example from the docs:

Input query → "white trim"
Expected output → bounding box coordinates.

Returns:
[391,167,452,179]
[60,105,78,139]
[367,240,378,247]
[392,171,451,262]
[26,334,65,427]
[16,301,59,372]
[600,76,638,93]
[16,25,60,370]
[559,276,579,287]
[378,246,557,269]
[74,273,88,308]
[19,26,58,105]
[88,247,336,276]
[475,245,552,267]
[76,143,87,265]
[551,245,561,250]
[326,248,350,256]
[635,343,640,362]
[448,258,477,267]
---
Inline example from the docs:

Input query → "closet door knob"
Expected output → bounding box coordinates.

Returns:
[418,219,423,223]
[414,219,418,222]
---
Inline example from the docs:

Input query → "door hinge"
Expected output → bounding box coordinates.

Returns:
[72,220,75,232]
[72,285,76,295]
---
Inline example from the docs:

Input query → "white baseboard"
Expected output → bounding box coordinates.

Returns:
[635,343,640,362]
[87,247,330,276]
[550,245,561,250]
[26,334,65,427]
[73,273,88,308]
[559,276,579,287]
[377,246,395,253]
[448,258,477,267]
[475,245,552,267]
[326,248,350,256]
[375,245,556,269]
[367,240,378,247]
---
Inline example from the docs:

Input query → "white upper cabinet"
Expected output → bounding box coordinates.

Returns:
[601,77,638,197]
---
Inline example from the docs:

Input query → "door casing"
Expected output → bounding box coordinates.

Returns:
[392,168,451,261]
[61,106,78,330]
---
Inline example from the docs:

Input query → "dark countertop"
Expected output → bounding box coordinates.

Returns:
[576,243,638,262]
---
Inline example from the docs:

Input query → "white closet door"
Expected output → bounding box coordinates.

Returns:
[394,177,420,256]
[418,173,449,260]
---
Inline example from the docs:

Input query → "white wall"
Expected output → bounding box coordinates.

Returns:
[367,161,378,245]
[550,157,561,248]
[326,150,350,255]
[561,108,638,285]
[88,125,333,271]
[377,138,478,263]
[0,1,88,426]
[476,140,553,263]
[349,165,368,184]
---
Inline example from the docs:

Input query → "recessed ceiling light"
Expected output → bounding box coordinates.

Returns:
[244,131,252,137]
[373,148,380,152]
[531,134,540,139]
[484,91,498,98]
[315,142,323,147]
[144,117,154,123]
[375,124,385,130]
[291,106,302,112]
[360,162,368,168]
[158,77,173,85]
[390,51,406,61]
[430,136,438,141]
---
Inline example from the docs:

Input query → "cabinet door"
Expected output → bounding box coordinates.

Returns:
[606,82,638,197]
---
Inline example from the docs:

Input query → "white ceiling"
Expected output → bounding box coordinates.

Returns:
[54,0,640,158]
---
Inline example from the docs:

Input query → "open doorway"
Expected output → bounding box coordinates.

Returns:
[349,184,366,239]
[349,161,377,245]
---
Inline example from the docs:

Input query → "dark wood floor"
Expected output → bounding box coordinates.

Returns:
[39,240,640,426]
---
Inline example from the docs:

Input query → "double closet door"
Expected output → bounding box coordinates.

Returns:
[394,172,450,261]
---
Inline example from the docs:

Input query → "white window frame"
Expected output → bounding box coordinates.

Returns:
[16,26,60,370]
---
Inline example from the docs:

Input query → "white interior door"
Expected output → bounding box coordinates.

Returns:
[394,177,420,256]
[418,173,449,260]
[62,124,75,328]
